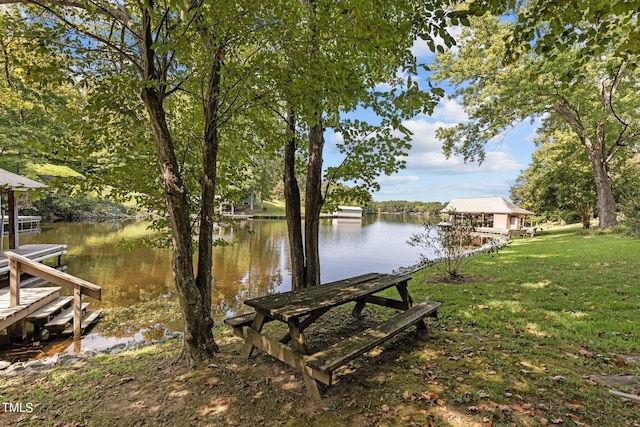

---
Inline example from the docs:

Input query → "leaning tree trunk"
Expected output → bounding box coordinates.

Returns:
[284,107,306,290]
[139,4,218,363]
[304,120,324,288]
[140,87,218,364]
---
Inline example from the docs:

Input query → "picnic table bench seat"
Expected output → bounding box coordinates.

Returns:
[224,311,257,329]
[304,300,442,385]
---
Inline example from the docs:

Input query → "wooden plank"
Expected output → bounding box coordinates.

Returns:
[0,266,67,289]
[0,287,61,330]
[246,273,384,312]
[4,252,101,300]
[354,295,407,311]
[62,309,103,335]
[0,244,67,273]
[73,286,82,336]
[240,311,267,358]
[9,257,19,307]
[44,302,90,330]
[224,312,257,328]
[304,301,442,382]
[245,274,411,322]
[241,326,308,371]
[26,296,73,321]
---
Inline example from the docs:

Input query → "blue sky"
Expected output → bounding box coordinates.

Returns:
[323,36,539,204]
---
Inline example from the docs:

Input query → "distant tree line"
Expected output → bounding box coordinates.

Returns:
[370,200,446,215]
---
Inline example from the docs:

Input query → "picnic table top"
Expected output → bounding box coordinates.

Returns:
[244,272,411,322]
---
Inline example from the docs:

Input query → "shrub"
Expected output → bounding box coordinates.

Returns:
[408,210,476,278]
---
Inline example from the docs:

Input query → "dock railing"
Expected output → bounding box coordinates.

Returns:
[5,251,101,336]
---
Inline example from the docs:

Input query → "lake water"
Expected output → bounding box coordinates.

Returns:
[2,214,434,358]
[17,214,433,318]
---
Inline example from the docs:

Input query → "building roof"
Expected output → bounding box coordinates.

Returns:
[337,206,363,211]
[441,197,534,215]
[0,168,47,191]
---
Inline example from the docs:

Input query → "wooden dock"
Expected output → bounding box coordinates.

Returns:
[0,244,67,275]
[0,286,61,331]
[0,245,102,341]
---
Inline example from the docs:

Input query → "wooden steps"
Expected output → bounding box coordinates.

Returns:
[63,309,103,335]
[45,302,90,332]
[24,295,103,337]
[26,296,74,322]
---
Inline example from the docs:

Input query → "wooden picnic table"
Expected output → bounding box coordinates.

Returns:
[225,272,441,399]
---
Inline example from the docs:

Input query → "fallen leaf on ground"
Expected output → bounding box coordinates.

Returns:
[565,401,585,411]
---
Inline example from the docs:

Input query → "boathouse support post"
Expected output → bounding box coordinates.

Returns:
[8,190,19,250]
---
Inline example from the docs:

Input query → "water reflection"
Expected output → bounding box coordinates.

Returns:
[16,214,431,319]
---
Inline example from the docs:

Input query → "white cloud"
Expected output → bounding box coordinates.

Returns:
[397,114,522,175]
[327,131,344,147]
[402,117,449,153]
[374,177,513,202]
[432,98,468,122]
[377,175,420,187]
[411,38,434,59]
[403,150,521,175]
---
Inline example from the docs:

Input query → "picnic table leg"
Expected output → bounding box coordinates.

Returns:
[303,369,324,400]
[351,298,366,316]
[396,281,414,309]
[279,308,330,344]
[396,281,426,330]
[287,318,324,399]
[241,311,267,358]
[287,318,310,355]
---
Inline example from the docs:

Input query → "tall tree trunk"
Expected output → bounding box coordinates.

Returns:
[304,120,324,288]
[193,44,226,358]
[554,100,618,228]
[284,106,305,290]
[586,129,618,228]
[140,2,217,364]
[140,87,216,364]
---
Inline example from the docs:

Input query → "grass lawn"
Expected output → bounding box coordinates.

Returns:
[249,199,289,216]
[1,227,638,426]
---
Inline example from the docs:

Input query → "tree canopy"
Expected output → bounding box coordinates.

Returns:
[431,12,640,228]
[0,0,463,363]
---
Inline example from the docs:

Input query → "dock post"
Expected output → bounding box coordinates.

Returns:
[9,257,20,307]
[73,286,82,336]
